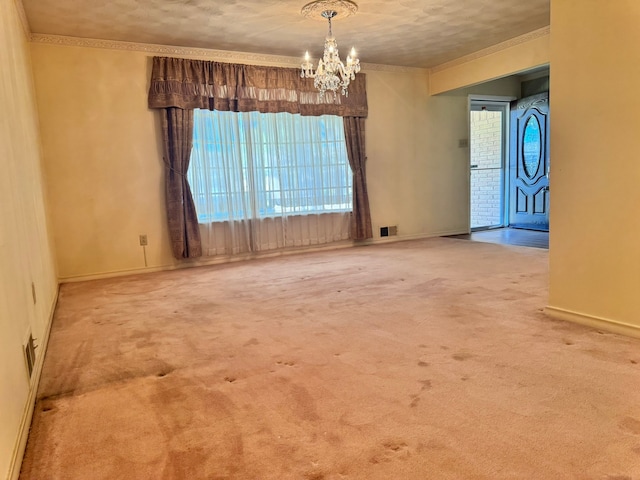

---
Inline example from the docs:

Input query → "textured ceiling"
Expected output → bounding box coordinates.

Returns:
[21,0,550,68]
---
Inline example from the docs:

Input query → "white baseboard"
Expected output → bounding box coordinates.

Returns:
[57,240,356,283]
[361,230,468,246]
[58,232,466,283]
[544,306,640,339]
[7,286,59,480]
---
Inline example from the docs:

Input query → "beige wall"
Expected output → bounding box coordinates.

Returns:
[547,0,640,334]
[0,0,58,477]
[366,69,473,239]
[31,45,169,280]
[32,43,519,280]
[429,28,549,95]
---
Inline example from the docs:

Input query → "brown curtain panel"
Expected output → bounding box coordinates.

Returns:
[148,57,214,110]
[149,56,368,117]
[343,117,373,240]
[161,107,202,258]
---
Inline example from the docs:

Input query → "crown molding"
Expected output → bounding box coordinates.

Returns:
[430,26,550,73]
[362,62,427,74]
[29,34,302,66]
[29,33,427,73]
[13,0,31,39]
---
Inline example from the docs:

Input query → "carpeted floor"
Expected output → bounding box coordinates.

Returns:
[20,238,640,479]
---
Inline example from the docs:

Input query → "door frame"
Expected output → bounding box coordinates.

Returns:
[467,95,515,232]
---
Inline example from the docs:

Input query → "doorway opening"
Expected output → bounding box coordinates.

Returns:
[469,99,510,230]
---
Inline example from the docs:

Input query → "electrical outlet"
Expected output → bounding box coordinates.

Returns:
[139,234,148,246]
[389,225,398,236]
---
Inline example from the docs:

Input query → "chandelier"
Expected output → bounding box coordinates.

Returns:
[300,0,361,98]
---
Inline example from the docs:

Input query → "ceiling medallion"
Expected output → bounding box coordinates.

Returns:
[301,0,358,20]
[300,0,361,98]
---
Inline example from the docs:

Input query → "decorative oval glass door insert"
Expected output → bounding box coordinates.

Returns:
[522,115,542,178]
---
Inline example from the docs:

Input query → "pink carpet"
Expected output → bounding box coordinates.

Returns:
[20,238,640,479]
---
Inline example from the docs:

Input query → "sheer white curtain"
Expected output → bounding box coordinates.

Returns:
[188,110,353,256]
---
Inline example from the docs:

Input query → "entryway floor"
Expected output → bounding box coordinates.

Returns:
[446,227,549,249]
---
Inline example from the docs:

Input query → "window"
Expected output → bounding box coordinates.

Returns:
[188,109,353,223]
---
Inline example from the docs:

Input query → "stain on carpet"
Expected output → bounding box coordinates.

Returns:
[276,360,296,367]
[452,352,474,361]
[243,338,260,347]
[419,379,432,391]
[290,383,320,421]
[304,471,326,480]
[619,417,640,435]
[370,440,410,464]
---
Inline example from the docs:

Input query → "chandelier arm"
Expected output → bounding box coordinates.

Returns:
[337,62,348,80]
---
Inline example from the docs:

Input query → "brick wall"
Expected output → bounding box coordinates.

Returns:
[470,110,503,228]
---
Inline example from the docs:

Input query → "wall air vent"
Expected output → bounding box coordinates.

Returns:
[24,333,37,378]
[380,226,398,237]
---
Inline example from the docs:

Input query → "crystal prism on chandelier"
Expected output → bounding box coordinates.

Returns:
[300,1,361,98]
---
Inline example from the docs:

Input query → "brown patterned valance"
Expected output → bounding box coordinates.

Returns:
[148,56,367,117]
